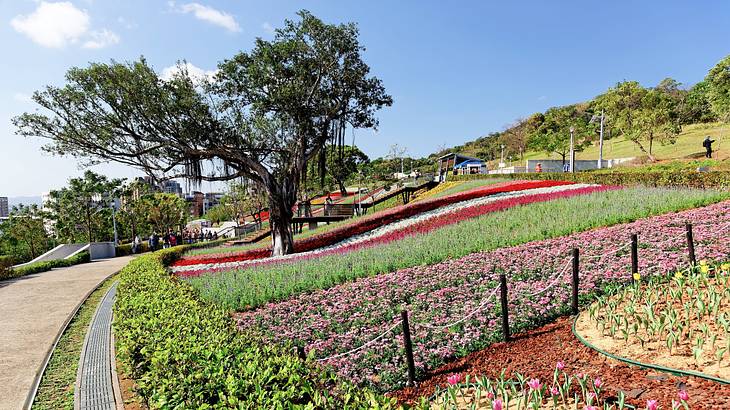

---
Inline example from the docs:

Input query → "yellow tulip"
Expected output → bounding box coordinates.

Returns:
[633,272,641,281]
[674,271,683,279]
[700,265,709,274]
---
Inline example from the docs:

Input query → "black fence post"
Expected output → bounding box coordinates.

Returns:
[630,234,639,283]
[499,273,510,342]
[571,248,579,315]
[294,345,306,361]
[686,223,696,267]
[401,310,416,387]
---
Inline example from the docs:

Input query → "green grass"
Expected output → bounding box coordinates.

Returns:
[32,275,117,410]
[495,123,730,168]
[188,187,730,311]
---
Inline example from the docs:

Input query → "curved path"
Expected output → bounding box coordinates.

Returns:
[0,256,134,410]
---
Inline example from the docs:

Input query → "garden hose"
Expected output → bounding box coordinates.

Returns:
[571,314,730,385]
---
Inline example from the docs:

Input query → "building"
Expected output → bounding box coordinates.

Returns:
[161,180,183,196]
[436,153,487,181]
[0,197,8,218]
[186,191,205,218]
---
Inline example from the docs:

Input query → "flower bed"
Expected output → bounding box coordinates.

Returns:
[173,180,569,267]
[576,261,730,380]
[175,184,611,275]
[234,198,730,392]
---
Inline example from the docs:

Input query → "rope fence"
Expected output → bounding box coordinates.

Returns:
[305,220,723,390]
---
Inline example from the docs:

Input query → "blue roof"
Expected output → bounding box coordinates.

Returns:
[454,159,485,168]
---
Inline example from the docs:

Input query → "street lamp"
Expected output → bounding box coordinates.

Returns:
[569,126,576,173]
[499,144,506,170]
[590,111,605,169]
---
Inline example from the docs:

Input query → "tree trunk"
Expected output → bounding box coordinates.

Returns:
[267,181,296,256]
[633,138,656,162]
[337,179,347,197]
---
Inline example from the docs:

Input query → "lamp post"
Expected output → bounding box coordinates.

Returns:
[499,144,506,171]
[590,111,605,169]
[569,126,576,173]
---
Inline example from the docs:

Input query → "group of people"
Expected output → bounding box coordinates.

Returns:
[130,228,219,253]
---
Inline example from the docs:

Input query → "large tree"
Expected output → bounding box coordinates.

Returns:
[527,105,593,165]
[594,81,680,161]
[14,11,392,256]
[706,54,730,122]
[0,204,50,261]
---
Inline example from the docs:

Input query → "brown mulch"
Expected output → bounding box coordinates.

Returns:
[390,317,730,409]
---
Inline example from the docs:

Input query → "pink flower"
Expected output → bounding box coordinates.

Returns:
[584,406,599,410]
[646,399,659,410]
[593,378,602,388]
[493,399,503,410]
[486,391,495,399]
[447,373,462,386]
[588,392,597,401]
[550,386,559,396]
[672,400,681,410]
[556,361,565,370]
[678,390,689,402]
[527,378,542,390]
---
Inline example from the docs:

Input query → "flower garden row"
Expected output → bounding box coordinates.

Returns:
[232,195,730,392]
[174,183,606,274]
[188,187,728,310]
[173,180,569,265]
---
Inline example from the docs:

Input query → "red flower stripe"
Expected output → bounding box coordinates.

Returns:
[172,180,573,267]
[176,184,613,277]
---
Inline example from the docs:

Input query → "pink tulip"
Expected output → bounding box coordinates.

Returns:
[672,400,681,410]
[527,378,542,390]
[646,399,659,410]
[588,392,597,401]
[493,399,503,410]
[556,361,565,370]
[486,391,495,399]
[593,378,602,388]
[584,406,599,410]
[678,390,689,402]
[447,373,462,386]
[550,386,559,396]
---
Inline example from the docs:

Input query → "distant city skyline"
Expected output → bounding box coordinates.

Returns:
[3,1,730,196]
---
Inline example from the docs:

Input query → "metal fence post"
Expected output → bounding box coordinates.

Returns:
[686,223,696,267]
[630,234,638,282]
[571,248,579,315]
[401,310,416,387]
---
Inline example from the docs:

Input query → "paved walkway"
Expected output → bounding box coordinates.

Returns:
[0,256,134,410]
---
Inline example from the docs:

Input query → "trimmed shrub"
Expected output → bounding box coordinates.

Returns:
[114,248,395,409]
[0,251,91,281]
[449,170,730,189]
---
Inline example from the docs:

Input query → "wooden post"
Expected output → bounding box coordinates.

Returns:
[571,248,579,315]
[630,234,638,283]
[499,273,510,341]
[401,310,416,387]
[686,223,696,267]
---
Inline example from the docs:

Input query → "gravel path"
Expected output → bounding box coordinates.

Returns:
[0,256,134,410]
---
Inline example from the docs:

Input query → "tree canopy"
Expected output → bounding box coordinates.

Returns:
[14,10,392,256]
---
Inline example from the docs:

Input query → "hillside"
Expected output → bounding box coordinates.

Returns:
[435,122,730,170]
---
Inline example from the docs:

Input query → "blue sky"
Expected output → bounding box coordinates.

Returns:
[1,0,729,197]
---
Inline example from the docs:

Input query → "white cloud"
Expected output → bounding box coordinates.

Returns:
[10,1,90,48]
[82,29,120,49]
[117,16,137,30]
[161,62,217,83]
[261,22,274,34]
[10,1,119,49]
[171,2,240,32]
[13,93,33,103]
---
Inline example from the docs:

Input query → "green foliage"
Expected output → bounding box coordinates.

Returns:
[528,105,595,163]
[46,171,123,243]
[706,54,730,122]
[303,144,370,197]
[450,169,730,190]
[1,251,90,281]
[114,250,395,409]
[188,188,729,310]
[0,203,51,262]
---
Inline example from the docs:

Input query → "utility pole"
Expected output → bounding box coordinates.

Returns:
[569,126,575,173]
[598,111,604,169]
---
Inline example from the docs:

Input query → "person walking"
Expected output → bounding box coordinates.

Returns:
[324,194,333,216]
[132,235,141,254]
[703,136,715,158]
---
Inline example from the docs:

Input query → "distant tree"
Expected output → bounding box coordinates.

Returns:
[528,105,593,165]
[501,115,541,160]
[681,81,716,124]
[705,55,730,122]
[594,81,680,161]
[0,204,50,261]
[14,11,391,256]
[138,193,188,233]
[304,145,369,196]
[46,171,123,243]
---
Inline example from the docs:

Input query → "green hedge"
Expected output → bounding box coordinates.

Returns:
[115,242,150,256]
[449,170,730,189]
[114,247,395,409]
[0,251,91,281]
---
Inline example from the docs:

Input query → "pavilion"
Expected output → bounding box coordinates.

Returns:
[436,153,487,181]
